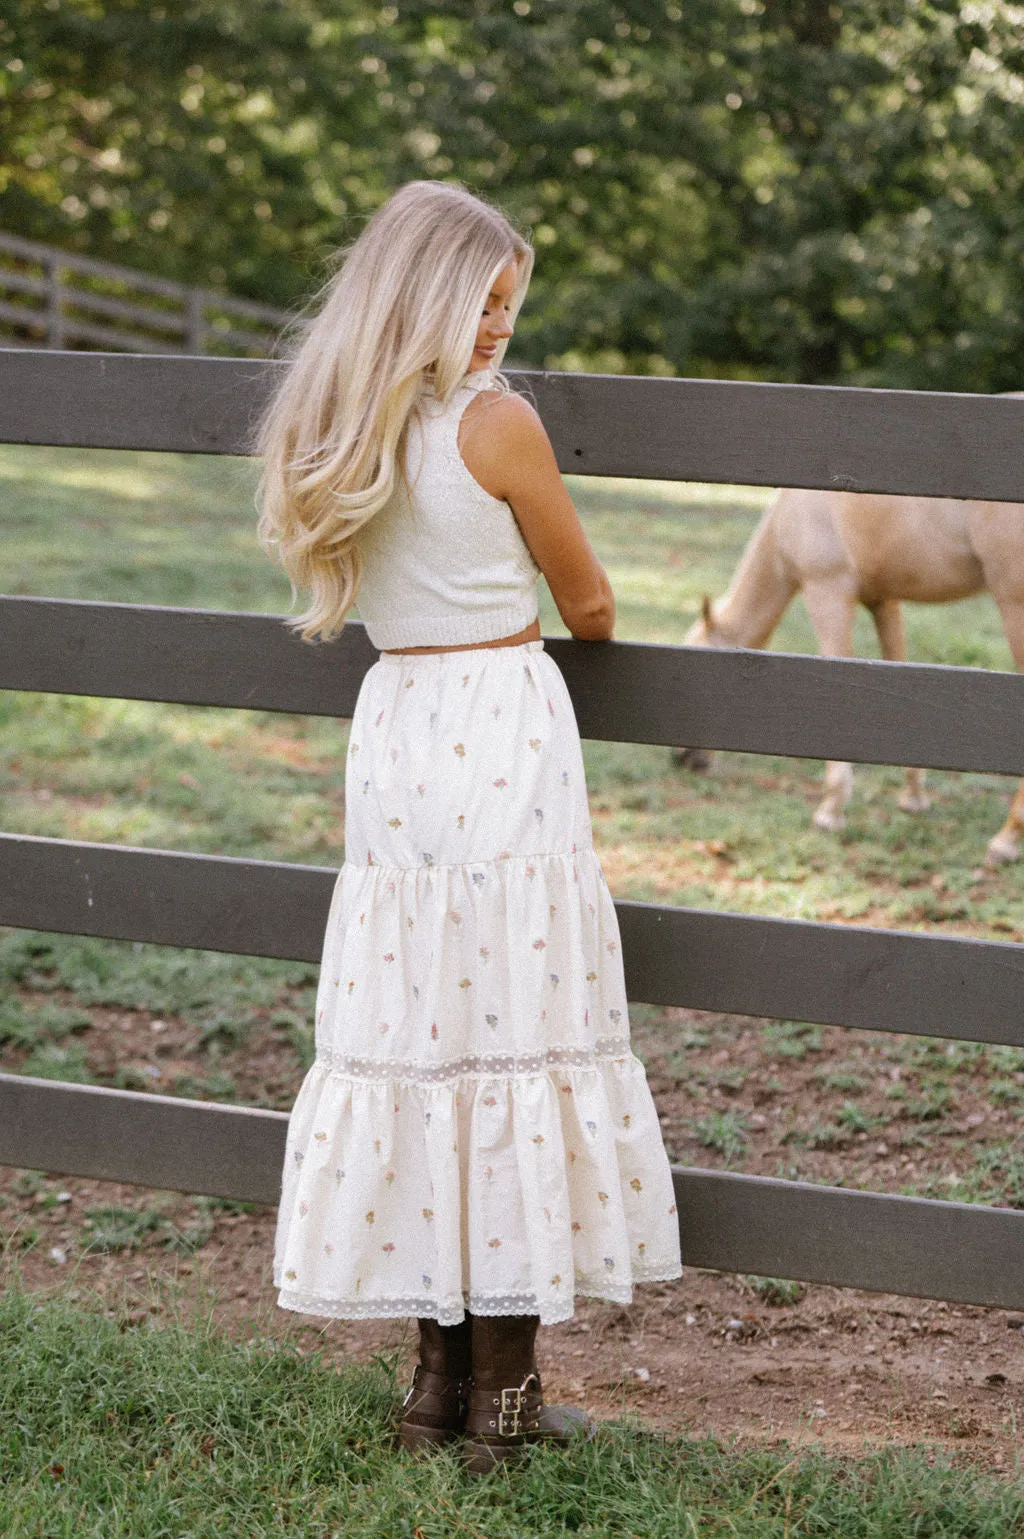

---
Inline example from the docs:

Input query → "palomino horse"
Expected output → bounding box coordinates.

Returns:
[680,491,1024,865]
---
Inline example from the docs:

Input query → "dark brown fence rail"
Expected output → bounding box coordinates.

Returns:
[2,347,1024,1310]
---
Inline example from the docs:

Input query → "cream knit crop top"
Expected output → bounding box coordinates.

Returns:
[354,370,540,651]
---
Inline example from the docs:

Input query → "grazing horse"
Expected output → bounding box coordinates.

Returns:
[679,490,1024,865]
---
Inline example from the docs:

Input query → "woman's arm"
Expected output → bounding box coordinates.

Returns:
[459,391,615,641]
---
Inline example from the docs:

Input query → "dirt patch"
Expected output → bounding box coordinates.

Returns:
[5,993,1024,1466]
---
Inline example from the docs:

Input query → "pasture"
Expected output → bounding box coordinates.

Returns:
[3,442,1024,1466]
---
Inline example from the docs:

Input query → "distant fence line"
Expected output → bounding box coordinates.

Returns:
[2,348,1024,1313]
[0,231,293,357]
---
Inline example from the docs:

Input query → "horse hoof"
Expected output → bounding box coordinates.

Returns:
[672,747,712,773]
[985,834,1019,867]
[898,793,931,815]
[812,806,846,833]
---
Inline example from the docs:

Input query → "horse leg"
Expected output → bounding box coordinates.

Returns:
[802,580,857,832]
[871,600,930,813]
[985,596,1024,865]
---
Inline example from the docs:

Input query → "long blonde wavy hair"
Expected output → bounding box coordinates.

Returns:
[255,180,534,642]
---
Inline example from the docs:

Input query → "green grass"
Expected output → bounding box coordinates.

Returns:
[2,1283,1023,1538]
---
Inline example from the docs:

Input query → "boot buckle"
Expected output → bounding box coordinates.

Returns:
[497,1386,524,1436]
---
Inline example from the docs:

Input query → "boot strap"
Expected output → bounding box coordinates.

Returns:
[466,1373,542,1438]
[402,1364,467,1413]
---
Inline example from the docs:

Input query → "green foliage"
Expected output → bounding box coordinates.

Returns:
[4,1284,1024,1536]
[2,3,1023,386]
[745,1274,804,1306]
[692,1109,748,1161]
[83,1204,165,1252]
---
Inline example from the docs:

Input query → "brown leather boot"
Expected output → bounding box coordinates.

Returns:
[397,1316,472,1454]
[462,1314,596,1473]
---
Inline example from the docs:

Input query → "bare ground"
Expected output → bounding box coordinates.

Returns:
[5,992,1024,1470]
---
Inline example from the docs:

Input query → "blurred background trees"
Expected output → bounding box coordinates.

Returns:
[2,0,1022,387]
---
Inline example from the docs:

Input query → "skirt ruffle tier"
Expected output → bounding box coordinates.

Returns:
[274,641,681,1325]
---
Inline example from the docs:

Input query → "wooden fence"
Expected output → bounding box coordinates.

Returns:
[0,232,292,357]
[2,346,1024,1310]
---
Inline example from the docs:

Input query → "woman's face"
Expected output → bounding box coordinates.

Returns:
[469,260,518,371]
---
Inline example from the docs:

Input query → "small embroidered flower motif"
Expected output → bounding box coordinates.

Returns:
[549,973,560,989]
[479,946,490,961]
[416,783,426,797]
[299,1201,309,1216]
[531,1134,545,1147]
[334,1168,344,1185]
[375,710,385,727]
[422,1208,434,1221]
[472,871,485,887]
[453,742,466,757]
[532,938,546,951]
[404,677,415,689]
[561,770,570,786]
[458,977,472,989]
[669,1203,677,1215]
[448,909,462,926]
[362,779,370,795]
[543,1206,551,1221]
[387,817,402,829]
[587,901,595,916]
[560,1084,573,1096]
[630,1177,642,1194]
[379,1021,390,1034]
[492,777,508,789]
[385,1170,396,1186]
[429,711,438,728]
[313,1130,327,1142]
[551,1273,561,1287]
[422,852,434,867]
[491,703,502,718]
[367,851,375,866]
[293,1151,304,1167]
[586,971,598,983]
[317,1009,324,1025]
[568,1151,577,1165]
[325,1242,334,1256]
[483,1095,498,1109]
[485,1013,498,1028]
[598,1191,609,1205]
[487,1237,502,1249]
[638,1242,646,1257]
[365,1211,375,1225]
[483,1164,494,1180]
[604,1256,616,1271]
[623,1114,633,1131]
[586,1120,598,1137]
[349,742,359,757]
[571,1220,582,1233]
[609,1008,621,1025]
[462,672,471,687]
[606,940,618,954]
[457,813,465,829]
[383,952,395,964]
[285,1268,297,1281]
[425,1112,432,1126]
[389,747,398,762]
[549,904,557,917]
[526,865,536,880]
[534,808,544,823]
[430,1022,439,1040]
[381,1242,395,1253]
[529,737,542,752]
[422,1272,432,1288]
[547,697,555,716]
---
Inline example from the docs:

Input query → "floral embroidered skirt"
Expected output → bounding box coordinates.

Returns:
[273,639,682,1325]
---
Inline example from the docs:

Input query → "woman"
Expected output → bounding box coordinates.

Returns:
[257,180,681,1472]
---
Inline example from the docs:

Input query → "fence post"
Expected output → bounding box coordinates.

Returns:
[45,257,64,349]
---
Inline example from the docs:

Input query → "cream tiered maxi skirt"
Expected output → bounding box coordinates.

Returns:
[273,640,682,1325]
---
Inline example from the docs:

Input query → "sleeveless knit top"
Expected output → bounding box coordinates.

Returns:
[354,371,540,651]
